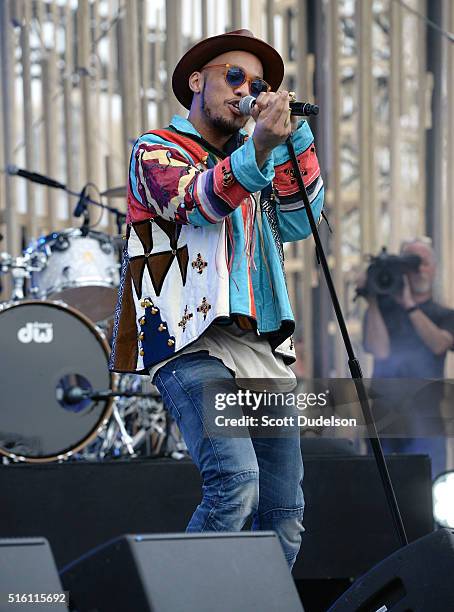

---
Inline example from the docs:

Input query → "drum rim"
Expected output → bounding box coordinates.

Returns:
[45,279,119,293]
[0,299,115,463]
[32,227,117,244]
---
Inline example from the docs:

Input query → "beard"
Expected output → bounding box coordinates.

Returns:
[201,84,241,136]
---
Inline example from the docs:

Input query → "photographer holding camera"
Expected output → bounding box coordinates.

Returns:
[358,238,454,477]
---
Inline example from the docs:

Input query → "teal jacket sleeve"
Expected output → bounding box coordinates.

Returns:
[271,120,324,242]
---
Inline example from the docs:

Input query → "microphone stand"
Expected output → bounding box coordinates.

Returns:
[285,136,408,548]
[10,169,127,233]
[59,185,127,233]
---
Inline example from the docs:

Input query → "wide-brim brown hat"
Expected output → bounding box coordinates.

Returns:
[172,29,285,110]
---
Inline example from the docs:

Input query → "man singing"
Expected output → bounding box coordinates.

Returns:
[110,29,324,568]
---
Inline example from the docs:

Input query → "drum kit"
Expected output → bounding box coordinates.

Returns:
[0,183,186,465]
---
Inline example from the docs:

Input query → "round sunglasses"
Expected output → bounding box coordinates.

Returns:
[201,63,271,98]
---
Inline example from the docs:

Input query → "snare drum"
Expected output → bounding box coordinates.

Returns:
[28,228,120,322]
[0,300,114,462]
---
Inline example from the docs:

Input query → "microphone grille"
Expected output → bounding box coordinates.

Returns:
[239,96,255,116]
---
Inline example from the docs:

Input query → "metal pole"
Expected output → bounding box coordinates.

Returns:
[328,0,345,377]
[357,0,378,256]
[296,0,314,378]
[389,0,402,252]
[425,0,442,257]
[230,0,242,30]
[41,56,58,229]
[416,0,427,237]
[1,0,20,256]
[19,0,37,239]
[125,0,141,140]
[63,1,76,221]
[139,0,150,132]
[105,155,116,234]
[311,0,331,377]
[201,0,208,37]
[266,0,275,45]
[446,0,454,310]
[165,0,183,121]
[77,0,95,186]
[154,7,165,128]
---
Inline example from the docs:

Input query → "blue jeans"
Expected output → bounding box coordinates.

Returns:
[153,351,305,568]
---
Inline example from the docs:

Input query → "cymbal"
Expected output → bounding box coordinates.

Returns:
[101,186,126,198]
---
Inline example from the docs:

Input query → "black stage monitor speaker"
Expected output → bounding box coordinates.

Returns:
[61,532,304,612]
[328,528,454,611]
[0,537,66,612]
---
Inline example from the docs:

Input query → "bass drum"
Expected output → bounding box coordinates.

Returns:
[0,300,113,462]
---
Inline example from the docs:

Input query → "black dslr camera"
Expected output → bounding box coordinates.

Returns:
[356,247,421,298]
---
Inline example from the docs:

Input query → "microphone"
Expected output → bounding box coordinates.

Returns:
[74,185,91,236]
[6,165,66,190]
[239,95,319,117]
[63,385,90,405]
[73,186,88,218]
[56,382,92,413]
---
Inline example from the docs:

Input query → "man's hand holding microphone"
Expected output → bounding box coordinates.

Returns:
[250,91,298,169]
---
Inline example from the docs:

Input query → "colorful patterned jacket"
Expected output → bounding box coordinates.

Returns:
[109,114,324,374]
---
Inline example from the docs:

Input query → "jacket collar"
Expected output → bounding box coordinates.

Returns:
[169,114,202,138]
[169,115,248,156]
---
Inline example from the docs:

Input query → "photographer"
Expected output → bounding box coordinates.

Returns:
[360,238,454,477]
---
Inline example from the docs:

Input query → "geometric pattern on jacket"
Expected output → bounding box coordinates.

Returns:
[110,115,324,374]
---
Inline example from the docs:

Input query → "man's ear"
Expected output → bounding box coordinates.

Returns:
[189,71,204,94]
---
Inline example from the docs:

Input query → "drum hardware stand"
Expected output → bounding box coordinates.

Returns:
[63,385,162,403]
[111,402,136,456]
[65,384,186,460]
[0,252,46,300]
[285,133,408,547]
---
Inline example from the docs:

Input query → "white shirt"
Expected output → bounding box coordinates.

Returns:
[149,322,296,391]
